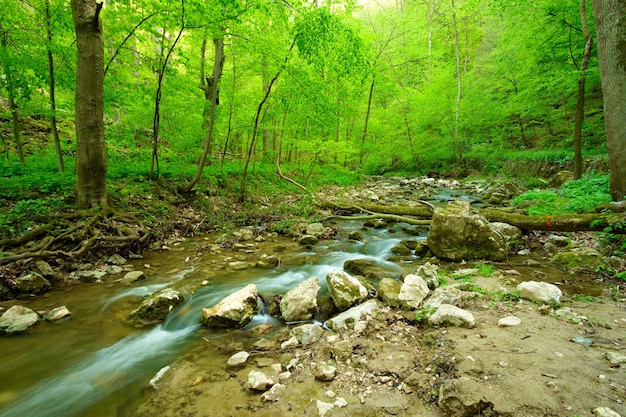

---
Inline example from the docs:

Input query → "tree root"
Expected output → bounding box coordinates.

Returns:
[0,207,151,266]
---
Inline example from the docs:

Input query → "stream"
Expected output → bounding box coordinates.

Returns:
[0,219,422,417]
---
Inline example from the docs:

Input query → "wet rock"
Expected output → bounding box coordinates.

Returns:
[280,277,320,322]
[378,278,401,307]
[348,230,363,241]
[0,305,39,333]
[427,201,509,261]
[416,262,440,289]
[120,270,145,285]
[398,274,430,310]
[11,272,51,295]
[299,235,319,245]
[429,304,475,328]
[546,234,570,248]
[550,248,603,273]
[75,270,107,283]
[391,243,412,256]
[594,407,622,417]
[482,181,524,205]
[107,254,127,265]
[312,361,337,381]
[202,284,259,328]
[414,242,430,257]
[105,265,124,275]
[227,351,250,367]
[129,288,184,325]
[497,315,521,327]
[343,258,391,281]
[149,365,171,390]
[517,281,562,305]
[490,222,522,243]
[281,336,299,350]
[306,223,326,237]
[290,323,325,345]
[246,370,276,391]
[256,254,279,269]
[45,306,71,321]
[228,261,251,270]
[324,299,382,332]
[326,269,370,311]
[0,284,11,301]
[262,383,286,402]
[364,218,387,229]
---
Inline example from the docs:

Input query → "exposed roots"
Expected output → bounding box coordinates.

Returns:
[0,206,151,266]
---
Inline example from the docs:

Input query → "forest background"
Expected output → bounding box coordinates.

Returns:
[0,0,623,241]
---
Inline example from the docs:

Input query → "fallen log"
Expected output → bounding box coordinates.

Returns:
[327,203,625,233]
[479,209,624,233]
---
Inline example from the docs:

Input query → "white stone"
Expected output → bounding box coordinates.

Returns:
[121,270,145,284]
[46,306,71,321]
[280,277,320,322]
[605,351,626,367]
[0,305,40,333]
[262,383,285,402]
[149,365,171,390]
[593,407,622,417]
[316,400,334,417]
[246,370,276,391]
[324,299,382,332]
[281,336,299,350]
[227,351,250,367]
[517,281,562,305]
[399,274,430,309]
[429,304,475,328]
[334,397,348,408]
[312,362,337,381]
[498,315,521,327]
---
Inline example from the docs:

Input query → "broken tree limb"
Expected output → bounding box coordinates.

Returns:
[276,155,306,191]
[327,202,434,218]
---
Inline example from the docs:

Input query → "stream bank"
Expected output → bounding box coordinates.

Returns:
[1,176,626,417]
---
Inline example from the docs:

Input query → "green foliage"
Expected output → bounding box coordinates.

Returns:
[414,306,436,323]
[512,174,612,215]
[571,294,602,303]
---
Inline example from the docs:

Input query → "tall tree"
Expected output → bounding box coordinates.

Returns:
[45,0,65,172]
[71,0,107,208]
[592,0,626,200]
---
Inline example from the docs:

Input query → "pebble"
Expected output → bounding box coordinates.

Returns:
[498,315,521,327]
[593,407,622,417]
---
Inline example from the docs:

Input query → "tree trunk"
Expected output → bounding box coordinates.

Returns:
[46,0,64,173]
[183,35,225,193]
[71,0,107,208]
[451,0,463,164]
[573,0,593,180]
[359,75,375,169]
[592,0,626,201]
[222,39,237,170]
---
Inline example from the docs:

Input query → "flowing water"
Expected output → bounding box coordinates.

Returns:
[0,220,421,417]
[0,186,605,417]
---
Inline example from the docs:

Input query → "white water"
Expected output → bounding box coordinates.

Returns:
[0,220,424,417]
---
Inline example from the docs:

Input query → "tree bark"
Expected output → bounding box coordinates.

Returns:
[359,75,375,169]
[573,0,593,180]
[451,0,463,164]
[183,35,225,193]
[45,0,65,173]
[592,0,626,201]
[0,23,25,165]
[71,0,107,208]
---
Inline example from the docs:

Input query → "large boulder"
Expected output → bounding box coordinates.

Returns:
[11,272,51,295]
[326,269,370,311]
[0,305,40,333]
[427,201,509,261]
[280,277,320,322]
[429,304,475,328]
[378,278,401,307]
[202,284,259,328]
[129,288,184,325]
